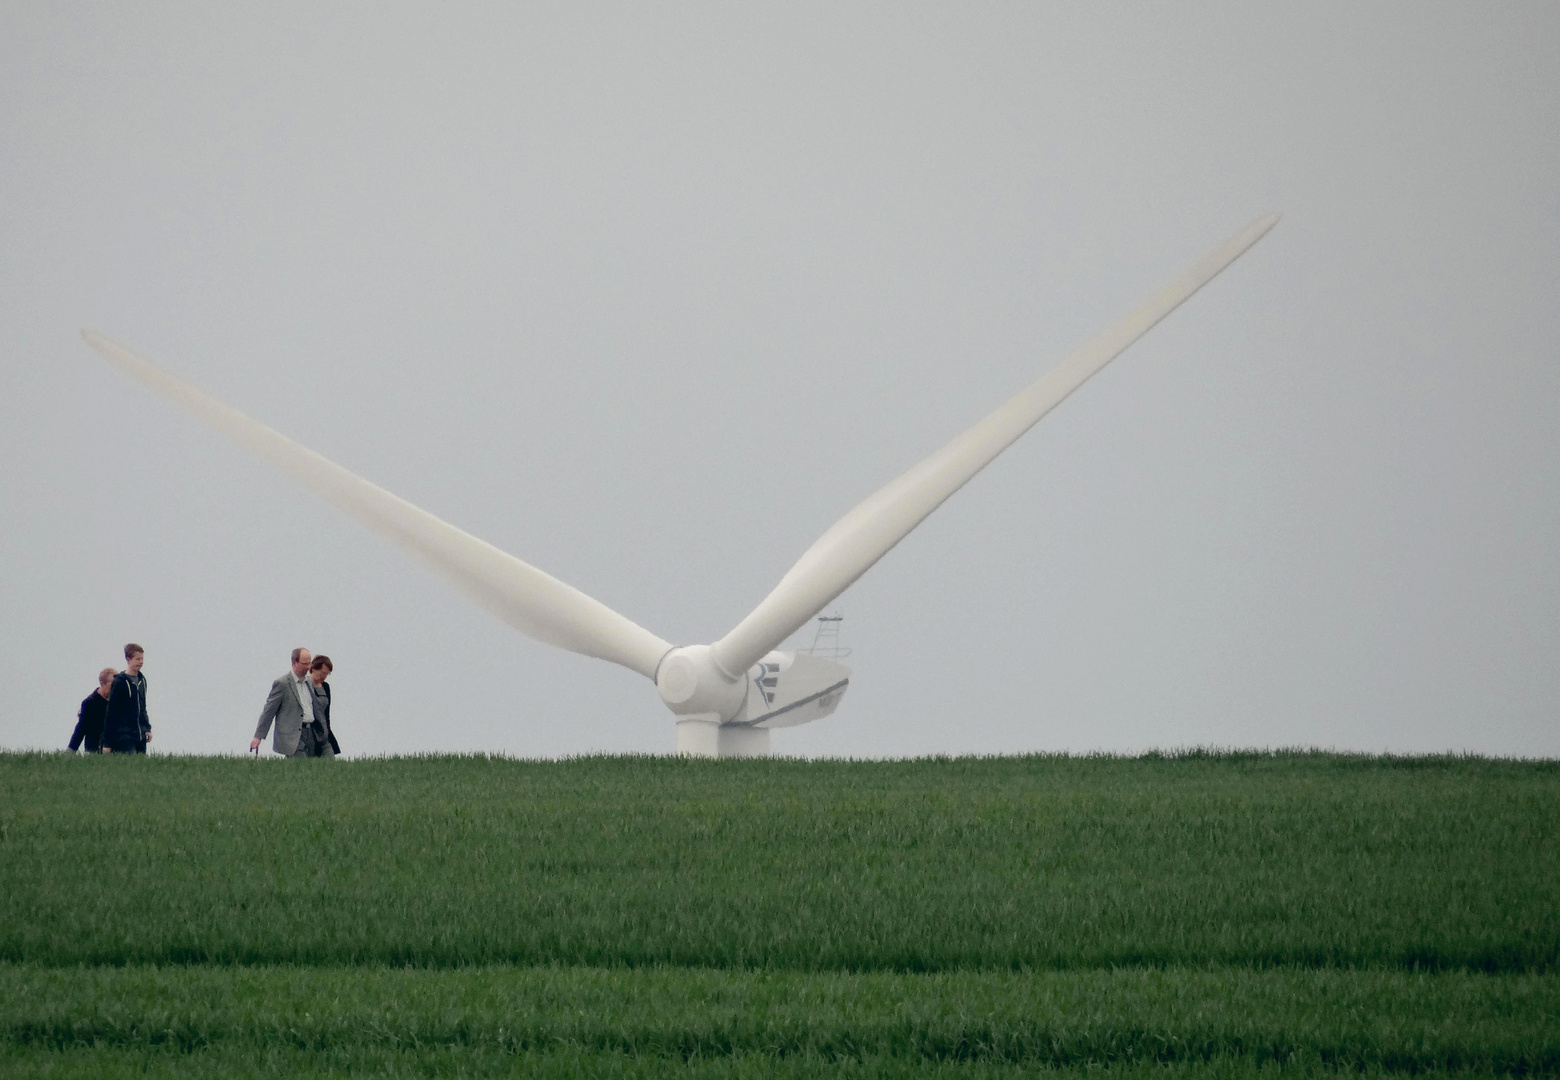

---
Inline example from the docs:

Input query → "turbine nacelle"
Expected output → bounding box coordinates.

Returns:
[661,645,853,757]
[658,639,854,758]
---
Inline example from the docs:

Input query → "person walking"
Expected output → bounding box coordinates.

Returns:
[308,655,340,757]
[101,644,151,754]
[251,647,324,757]
[68,667,116,753]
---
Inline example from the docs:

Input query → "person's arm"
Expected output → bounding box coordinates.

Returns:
[251,679,284,751]
[322,684,340,755]
[141,678,151,742]
[101,677,127,747]
[68,701,86,752]
[83,694,106,752]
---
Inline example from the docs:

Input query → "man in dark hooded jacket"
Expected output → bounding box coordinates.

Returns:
[102,643,151,754]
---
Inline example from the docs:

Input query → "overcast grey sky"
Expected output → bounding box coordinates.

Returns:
[2,3,1556,758]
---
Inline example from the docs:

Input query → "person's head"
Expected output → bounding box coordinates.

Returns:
[124,644,144,674]
[290,647,312,677]
[98,667,116,696]
[309,655,332,685]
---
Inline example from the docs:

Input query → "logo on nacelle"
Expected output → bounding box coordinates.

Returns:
[753,662,779,705]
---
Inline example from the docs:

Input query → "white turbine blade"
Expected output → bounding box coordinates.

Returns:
[712,213,1280,677]
[81,331,672,679]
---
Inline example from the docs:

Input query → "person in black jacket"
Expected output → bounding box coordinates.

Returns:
[102,643,151,754]
[68,667,116,753]
[308,655,339,757]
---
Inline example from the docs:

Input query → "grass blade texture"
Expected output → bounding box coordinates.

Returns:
[0,750,1555,1076]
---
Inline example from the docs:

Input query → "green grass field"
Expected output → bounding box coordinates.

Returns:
[1,750,1556,1076]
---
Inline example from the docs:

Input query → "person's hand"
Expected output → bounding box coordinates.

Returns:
[100,746,109,755]
[144,731,152,743]
[250,737,261,752]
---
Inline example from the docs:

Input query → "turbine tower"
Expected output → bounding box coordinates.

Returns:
[82,213,1278,756]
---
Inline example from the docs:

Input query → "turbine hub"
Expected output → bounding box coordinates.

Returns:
[656,653,699,705]
[655,644,745,720]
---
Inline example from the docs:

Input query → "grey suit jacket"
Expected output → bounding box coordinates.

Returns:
[254,671,320,756]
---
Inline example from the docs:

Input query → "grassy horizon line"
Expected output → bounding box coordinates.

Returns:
[9,746,1559,765]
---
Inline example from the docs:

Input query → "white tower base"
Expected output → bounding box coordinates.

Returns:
[676,716,771,758]
[716,725,770,758]
[676,714,721,757]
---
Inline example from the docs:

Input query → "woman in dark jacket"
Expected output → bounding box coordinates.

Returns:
[69,667,116,753]
[309,655,339,757]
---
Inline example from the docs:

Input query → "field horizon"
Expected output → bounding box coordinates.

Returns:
[2,749,1556,1075]
[30,745,1555,762]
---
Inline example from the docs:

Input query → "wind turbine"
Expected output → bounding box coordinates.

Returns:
[82,213,1278,756]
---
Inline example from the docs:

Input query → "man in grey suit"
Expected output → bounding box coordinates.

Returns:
[250,647,332,757]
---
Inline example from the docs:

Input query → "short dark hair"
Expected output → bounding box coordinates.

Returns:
[291,647,309,664]
[310,655,333,673]
[124,643,144,660]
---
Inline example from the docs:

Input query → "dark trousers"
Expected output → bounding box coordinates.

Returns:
[291,723,325,758]
[104,738,139,755]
